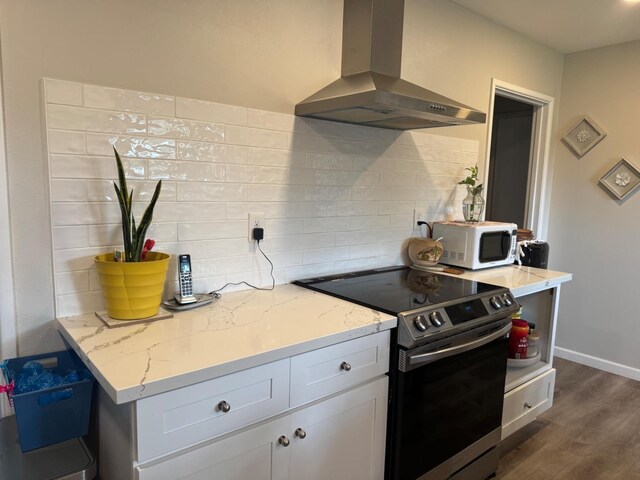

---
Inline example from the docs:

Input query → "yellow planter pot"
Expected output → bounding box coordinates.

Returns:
[94,252,170,320]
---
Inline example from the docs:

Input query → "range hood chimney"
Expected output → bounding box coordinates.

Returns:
[295,0,486,130]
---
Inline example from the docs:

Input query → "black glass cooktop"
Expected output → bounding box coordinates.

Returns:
[293,266,500,315]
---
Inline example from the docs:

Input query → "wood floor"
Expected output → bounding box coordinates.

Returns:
[495,357,640,479]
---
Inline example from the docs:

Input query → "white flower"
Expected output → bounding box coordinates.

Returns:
[576,128,591,143]
[615,172,631,186]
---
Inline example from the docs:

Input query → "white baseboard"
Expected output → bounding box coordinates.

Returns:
[554,347,640,381]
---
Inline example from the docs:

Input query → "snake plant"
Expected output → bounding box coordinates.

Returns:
[113,147,162,262]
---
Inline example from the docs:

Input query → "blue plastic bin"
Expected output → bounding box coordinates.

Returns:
[3,349,94,452]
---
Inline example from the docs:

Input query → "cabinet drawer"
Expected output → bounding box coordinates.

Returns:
[136,359,289,463]
[501,368,555,440]
[290,331,390,407]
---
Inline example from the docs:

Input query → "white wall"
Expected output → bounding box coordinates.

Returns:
[549,40,640,378]
[0,0,563,354]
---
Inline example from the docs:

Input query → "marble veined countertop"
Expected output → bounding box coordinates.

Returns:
[57,284,396,405]
[447,265,572,297]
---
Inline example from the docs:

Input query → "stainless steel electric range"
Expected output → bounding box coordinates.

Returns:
[294,266,519,480]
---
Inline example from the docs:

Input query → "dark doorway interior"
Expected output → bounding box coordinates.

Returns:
[485,96,534,228]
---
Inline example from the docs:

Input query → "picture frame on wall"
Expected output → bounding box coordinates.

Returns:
[598,157,640,201]
[562,115,606,158]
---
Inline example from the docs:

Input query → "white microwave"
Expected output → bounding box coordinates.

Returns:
[432,221,518,270]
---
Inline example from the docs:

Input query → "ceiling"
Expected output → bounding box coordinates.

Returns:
[450,0,640,53]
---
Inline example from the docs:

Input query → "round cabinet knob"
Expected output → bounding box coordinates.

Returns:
[340,361,352,372]
[501,294,513,307]
[429,311,444,327]
[278,435,290,447]
[295,428,307,439]
[490,296,503,309]
[414,315,429,332]
[524,402,533,409]
[216,400,231,413]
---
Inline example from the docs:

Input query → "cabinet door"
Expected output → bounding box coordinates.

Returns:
[288,377,388,480]
[502,368,556,440]
[136,416,290,480]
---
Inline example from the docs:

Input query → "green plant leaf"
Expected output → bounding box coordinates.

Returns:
[133,180,162,261]
[111,147,162,262]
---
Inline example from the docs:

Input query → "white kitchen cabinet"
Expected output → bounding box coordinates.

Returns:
[502,284,562,439]
[288,377,387,480]
[136,358,290,462]
[136,377,388,480]
[136,415,290,480]
[97,331,390,480]
[502,368,555,439]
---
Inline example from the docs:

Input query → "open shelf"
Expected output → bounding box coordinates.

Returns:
[504,360,550,392]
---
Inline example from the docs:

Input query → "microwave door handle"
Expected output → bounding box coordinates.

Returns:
[407,322,512,367]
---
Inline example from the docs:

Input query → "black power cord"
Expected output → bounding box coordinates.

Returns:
[208,228,275,295]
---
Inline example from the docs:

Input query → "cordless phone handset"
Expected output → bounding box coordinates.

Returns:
[174,254,198,304]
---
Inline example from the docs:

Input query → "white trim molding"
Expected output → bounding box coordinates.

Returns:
[0,50,18,417]
[554,347,640,382]
[484,79,555,239]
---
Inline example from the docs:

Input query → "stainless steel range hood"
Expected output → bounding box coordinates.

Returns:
[295,0,486,130]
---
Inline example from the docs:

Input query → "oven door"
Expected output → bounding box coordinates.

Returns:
[386,322,510,480]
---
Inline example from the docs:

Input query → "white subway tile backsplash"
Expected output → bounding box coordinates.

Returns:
[44,79,476,316]
[48,130,85,154]
[83,84,175,116]
[289,168,337,186]
[304,186,350,201]
[178,220,245,241]
[307,152,353,171]
[178,142,248,164]
[54,246,110,272]
[49,154,146,180]
[52,202,120,226]
[350,215,389,231]
[56,272,90,295]
[248,184,305,202]
[47,104,146,134]
[303,246,350,265]
[335,230,377,246]
[226,125,290,149]
[44,79,83,106]
[177,183,246,202]
[303,216,350,234]
[149,159,226,182]
[176,97,247,126]
[148,116,225,142]
[247,109,305,133]
[251,148,306,167]
[51,179,91,202]
[226,165,288,184]
[86,133,176,159]
[53,226,89,249]
[336,201,378,216]
[338,171,379,186]
[380,173,417,187]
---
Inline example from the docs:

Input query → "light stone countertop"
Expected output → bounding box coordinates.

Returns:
[57,284,396,405]
[56,266,571,406]
[445,265,572,297]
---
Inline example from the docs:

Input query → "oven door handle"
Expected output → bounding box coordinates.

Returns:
[408,322,512,367]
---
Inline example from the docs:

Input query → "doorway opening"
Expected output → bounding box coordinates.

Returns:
[483,80,555,239]
[485,96,533,228]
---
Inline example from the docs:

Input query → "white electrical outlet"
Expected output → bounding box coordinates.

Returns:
[248,212,265,241]
[413,209,428,227]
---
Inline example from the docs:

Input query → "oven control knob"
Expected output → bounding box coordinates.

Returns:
[501,294,513,307]
[429,311,444,327]
[490,296,503,309]
[414,315,429,332]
